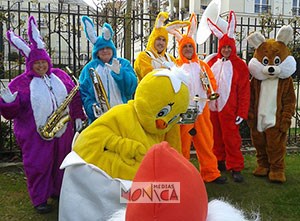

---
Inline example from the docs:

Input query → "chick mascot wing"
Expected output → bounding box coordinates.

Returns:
[247,25,296,183]
[134,12,190,81]
[59,67,189,220]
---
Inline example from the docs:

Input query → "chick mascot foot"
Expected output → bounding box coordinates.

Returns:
[59,67,190,220]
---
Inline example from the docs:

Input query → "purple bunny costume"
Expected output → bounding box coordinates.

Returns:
[0,16,86,206]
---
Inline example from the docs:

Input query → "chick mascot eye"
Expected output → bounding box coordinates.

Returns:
[262,56,269,66]
[156,103,173,117]
[274,56,281,65]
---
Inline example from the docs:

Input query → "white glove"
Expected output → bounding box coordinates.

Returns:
[92,103,103,118]
[0,88,18,103]
[162,61,174,69]
[75,118,83,132]
[235,116,243,125]
[105,58,121,74]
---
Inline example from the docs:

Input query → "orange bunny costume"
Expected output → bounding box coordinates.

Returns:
[173,14,223,183]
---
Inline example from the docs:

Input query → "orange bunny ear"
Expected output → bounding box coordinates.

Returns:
[187,13,197,37]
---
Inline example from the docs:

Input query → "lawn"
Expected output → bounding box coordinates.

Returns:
[0,153,299,221]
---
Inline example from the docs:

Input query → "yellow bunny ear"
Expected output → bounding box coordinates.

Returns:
[155,12,169,29]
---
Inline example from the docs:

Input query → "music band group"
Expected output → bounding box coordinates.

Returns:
[0,3,296,220]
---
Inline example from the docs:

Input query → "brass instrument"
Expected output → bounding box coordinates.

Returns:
[38,75,79,140]
[89,68,110,117]
[199,65,219,100]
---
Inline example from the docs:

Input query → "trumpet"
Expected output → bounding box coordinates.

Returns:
[89,68,110,117]
[199,65,219,100]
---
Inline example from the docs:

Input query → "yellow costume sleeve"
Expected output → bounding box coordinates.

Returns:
[134,51,154,82]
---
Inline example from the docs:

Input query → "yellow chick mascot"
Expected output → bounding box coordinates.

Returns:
[58,67,189,220]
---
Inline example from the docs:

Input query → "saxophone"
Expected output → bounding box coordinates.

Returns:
[38,75,79,140]
[89,67,110,117]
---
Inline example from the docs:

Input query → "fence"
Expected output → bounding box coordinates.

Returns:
[0,1,299,156]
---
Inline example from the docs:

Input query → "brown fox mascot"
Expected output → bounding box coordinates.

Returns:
[247,25,296,183]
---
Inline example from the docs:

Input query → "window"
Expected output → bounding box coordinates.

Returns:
[292,0,300,15]
[255,0,270,13]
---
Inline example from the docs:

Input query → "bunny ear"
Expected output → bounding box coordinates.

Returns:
[81,16,98,45]
[102,23,114,41]
[187,13,197,37]
[155,12,169,29]
[166,21,190,42]
[207,18,224,39]
[28,16,45,49]
[227,11,236,39]
[6,30,30,58]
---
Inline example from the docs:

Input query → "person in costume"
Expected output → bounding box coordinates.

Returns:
[108,142,260,221]
[0,16,86,213]
[205,11,250,182]
[247,25,296,183]
[173,13,226,184]
[73,67,189,180]
[58,67,190,219]
[80,16,137,124]
[134,12,189,81]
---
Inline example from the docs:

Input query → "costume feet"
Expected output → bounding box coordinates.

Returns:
[269,171,286,183]
[253,166,269,177]
[211,176,227,184]
[217,161,226,171]
[231,171,244,183]
[35,202,52,214]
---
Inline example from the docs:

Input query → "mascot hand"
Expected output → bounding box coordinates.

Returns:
[75,118,83,132]
[235,116,243,125]
[0,88,18,103]
[92,103,103,118]
[280,118,291,132]
[105,58,121,74]
[117,140,146,166]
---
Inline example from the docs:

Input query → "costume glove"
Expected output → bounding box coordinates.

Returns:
[0,88,18,103]
[75,118,83,132]
[235,116,243,125]
[105,58,121,74]
[92,103,103,118]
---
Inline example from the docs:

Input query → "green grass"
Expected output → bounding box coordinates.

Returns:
[191,153,300,221]
[0,154,300,221]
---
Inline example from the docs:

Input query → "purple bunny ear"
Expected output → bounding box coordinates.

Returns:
[6,30,30,58]
[28,16,45,49]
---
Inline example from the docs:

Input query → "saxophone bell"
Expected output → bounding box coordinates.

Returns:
[89,68,110,118]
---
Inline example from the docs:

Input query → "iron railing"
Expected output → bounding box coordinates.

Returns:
[0,1,299,156]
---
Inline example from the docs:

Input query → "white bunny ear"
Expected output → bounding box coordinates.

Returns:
[81,16,98,45]
[276,25,293,45]
[187,13,197,37]
[227,11,236,39]
[247,32,265,49]
[207,18,224,39]
[6,31,30,58]
[28,16,45,49]
[102,23,114,41]
[166,20,190,42]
